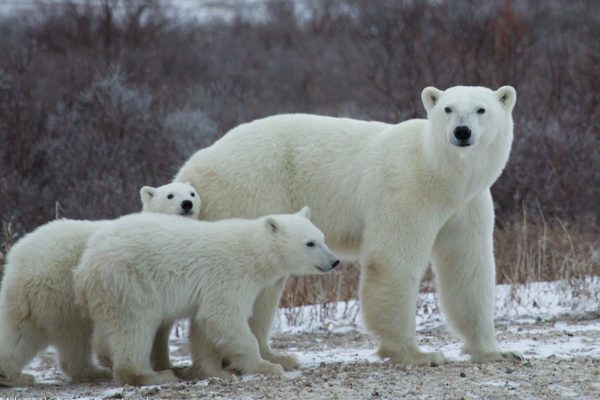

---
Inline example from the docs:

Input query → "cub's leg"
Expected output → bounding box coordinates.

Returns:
[184,319,235,380]
[0,316,46,387]
[249,277,299,371]
[108,318,177,386]
[55,328,111,382]
[201,304,284,377]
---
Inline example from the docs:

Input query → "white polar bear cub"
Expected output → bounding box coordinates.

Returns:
[74,208,339,386]
[175,85,522,366]
[0,182,200,387]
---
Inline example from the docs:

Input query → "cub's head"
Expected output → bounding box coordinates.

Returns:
[421,85,516,150]
[264,207,340,276]
[140,181,201,218]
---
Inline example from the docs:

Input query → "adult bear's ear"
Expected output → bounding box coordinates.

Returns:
[265,217,283,234]
[297,206,311,220]
[421,86,443,113]
[495,86,517,112]
[140,186,156,205]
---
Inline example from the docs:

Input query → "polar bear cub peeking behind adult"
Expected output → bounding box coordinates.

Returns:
[0,182,200,388]
[140,181,201,217]
[74,207,339,386]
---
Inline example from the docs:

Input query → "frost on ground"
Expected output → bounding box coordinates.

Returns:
[2,280,599,399]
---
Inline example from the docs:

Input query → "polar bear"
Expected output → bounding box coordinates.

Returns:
[74,208,339,386]
[0,182,200,387]
[174,85,522,366]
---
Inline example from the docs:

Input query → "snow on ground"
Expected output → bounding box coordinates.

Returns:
[3,279,600,399]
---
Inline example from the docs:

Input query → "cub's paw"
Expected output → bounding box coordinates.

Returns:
[254,361,285,377]
[115,367,178,386]
[378,348,448,367]
[0,372,36,387]
[172,365,196,380]
[264,352,300,371]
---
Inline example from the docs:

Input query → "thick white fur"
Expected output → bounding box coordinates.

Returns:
[175,85,522,366]
[0,182,200,387]
[74,209,338,386]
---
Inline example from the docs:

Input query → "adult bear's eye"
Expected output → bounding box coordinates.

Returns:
[191,193,195,197]
[167,194,174,199]
[444,107,452,114]
[477,108,485,114]
[306,241,315,247]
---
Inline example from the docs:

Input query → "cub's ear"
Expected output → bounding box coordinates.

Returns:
[140,186,156,205]
[297,206,311,220]
[265,217,282,234]
[421,86,443,113]
[184,180,193,186]
[496,86,516,112]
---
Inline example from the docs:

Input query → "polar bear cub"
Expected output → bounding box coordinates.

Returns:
[0,182,200,387]
[74,207,339,386]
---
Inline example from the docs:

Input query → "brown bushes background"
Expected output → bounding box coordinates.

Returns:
[1,0,598,292]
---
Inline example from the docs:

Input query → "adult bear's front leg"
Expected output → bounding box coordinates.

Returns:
[432,191,523,363]
[248,277,300,371]
[359,217,447,366]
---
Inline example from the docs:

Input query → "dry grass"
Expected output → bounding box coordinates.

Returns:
[496,209,599,284]
[280,211,600,309]
[2,212,597,312]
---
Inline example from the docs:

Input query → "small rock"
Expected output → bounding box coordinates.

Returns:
[141,387,160,396]
[460,372,466,378]
[103,393,123,399]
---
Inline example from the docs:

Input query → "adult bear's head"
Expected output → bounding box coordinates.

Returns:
[421,85,516,150]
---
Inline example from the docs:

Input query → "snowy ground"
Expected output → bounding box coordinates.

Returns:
[2,280,599,399]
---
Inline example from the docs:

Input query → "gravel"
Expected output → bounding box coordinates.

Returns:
[2,313,599,399]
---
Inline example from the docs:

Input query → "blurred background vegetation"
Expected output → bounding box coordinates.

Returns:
[1,0,598,300]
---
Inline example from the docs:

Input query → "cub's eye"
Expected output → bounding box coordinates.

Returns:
[306,241,315,248]
[477,108,485,114]
[191,193,195,197]
[167,194,174,199]
[444,107,452,114]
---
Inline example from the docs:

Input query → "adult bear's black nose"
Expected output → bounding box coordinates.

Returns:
[181,200,193,210]
[331,260,340,269]
[454,125,472,141]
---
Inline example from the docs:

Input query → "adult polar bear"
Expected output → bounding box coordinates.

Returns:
[175,85,522,366]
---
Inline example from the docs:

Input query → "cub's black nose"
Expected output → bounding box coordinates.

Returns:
[181,200,193,210]
[454,125,471,141]
[331,260,340,269]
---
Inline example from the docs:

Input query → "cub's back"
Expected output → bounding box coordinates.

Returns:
[4,219,107,280]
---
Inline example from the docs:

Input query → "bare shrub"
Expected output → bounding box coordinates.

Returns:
[0,0,598,308]
[162,109,217,160]
[496,208,600,285]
